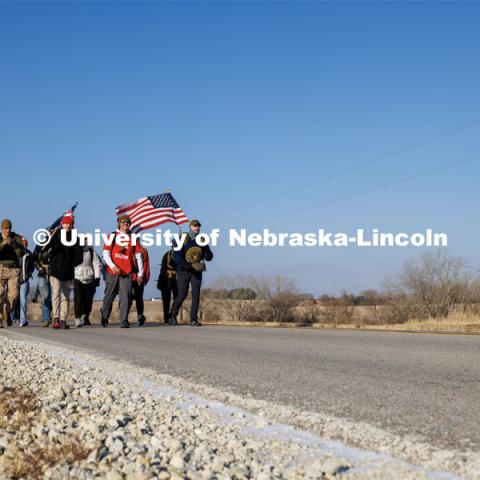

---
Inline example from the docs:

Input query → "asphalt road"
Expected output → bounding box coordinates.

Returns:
[3,323,480,453]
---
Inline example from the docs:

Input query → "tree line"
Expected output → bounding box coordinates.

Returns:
[200,250,480,325]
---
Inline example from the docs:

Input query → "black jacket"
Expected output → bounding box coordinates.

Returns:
[0,232,25,267]
[173,236,213,272]
[49,229,83,281]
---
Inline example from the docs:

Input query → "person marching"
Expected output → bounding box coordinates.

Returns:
[33,227,54,327]
[100,215,143,328]
[74,241,102,327]
[49,214,82,329]
[131,246,150,326]
[157,249,178,325]
[170,219,213,327]
[83,258,102,326]
[0,219,25,328]
[16,237,34,327]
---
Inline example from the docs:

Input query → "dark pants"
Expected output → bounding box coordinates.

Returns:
[74,280,96,318]
[37,276,52,323]
[132,282,144,319]
[100,272,132,326]
[171,270,202,323]
[159,275,178,322]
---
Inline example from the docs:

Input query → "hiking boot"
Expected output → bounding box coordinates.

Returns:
[190,321,202,327]
[120,322,130,329]
[42,321,51,328]
[60,320,70,330]
[52,319,61,329]
[138,315,146,327]
[101,317,108,328]
[83,316,91,326]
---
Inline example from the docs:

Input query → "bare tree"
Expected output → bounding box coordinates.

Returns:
[360,289,381,323]
[209,275,259,323]
[385,250,471,320]
[251,275,302,323]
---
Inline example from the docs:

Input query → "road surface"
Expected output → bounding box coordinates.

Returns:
[3,323,480,454]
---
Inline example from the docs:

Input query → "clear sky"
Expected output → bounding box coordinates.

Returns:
[1,1,479,297]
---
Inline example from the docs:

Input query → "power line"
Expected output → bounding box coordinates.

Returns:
[208,120,479,220]
[243,153,480,227]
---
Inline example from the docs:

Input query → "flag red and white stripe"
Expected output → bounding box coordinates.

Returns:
[116,193,188,233]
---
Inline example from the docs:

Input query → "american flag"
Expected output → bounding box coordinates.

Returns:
[116,193,188,233]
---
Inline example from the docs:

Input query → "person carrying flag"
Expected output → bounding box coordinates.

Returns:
[100,215,143,328]
[49,213,83,329]
[32,203,78,327]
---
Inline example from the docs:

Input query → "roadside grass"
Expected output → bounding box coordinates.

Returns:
[307,310,480,333]
[0,385,37,429]
[379,311,480,333]
[4,437,90,480]
[202,311,480,333]
[25,301,480,333]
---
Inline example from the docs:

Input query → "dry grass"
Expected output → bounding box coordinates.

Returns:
[0,384,91,480]
[25,301,480,333]
[0,385,37,429]
[4,437,91,480]
[306,310,480,333]
[383,311,480,333]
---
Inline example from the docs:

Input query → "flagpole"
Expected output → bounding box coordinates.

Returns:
[165,188,183,238]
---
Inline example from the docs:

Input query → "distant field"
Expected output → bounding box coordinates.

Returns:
[23,301,480,333]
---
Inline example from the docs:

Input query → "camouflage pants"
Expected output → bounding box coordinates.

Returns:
[0,266,20,323]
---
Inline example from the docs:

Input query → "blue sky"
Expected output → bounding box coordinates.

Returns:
[1,2,479,296]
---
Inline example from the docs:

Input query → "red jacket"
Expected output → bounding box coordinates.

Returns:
[103,230,142,276]
[132,247,150,284]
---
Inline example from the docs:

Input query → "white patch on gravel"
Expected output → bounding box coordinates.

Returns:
[1,331,478,480]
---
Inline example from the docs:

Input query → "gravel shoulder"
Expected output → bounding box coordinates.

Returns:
[1,331,479,479]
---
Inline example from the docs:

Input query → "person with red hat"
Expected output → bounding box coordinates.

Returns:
[100,215,143,328]
[48,214,82,329]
